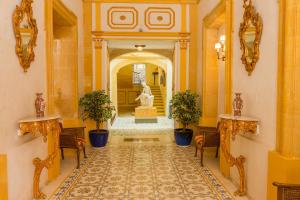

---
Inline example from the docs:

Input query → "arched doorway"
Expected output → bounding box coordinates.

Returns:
[110,52,173,119]
[116,63,167,117]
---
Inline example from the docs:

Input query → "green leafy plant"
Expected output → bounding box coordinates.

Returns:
[171,90,201,131]
[79,90,115,132]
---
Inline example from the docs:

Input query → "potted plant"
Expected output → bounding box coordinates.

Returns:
[171,90,201,146]
[79,90,115,147]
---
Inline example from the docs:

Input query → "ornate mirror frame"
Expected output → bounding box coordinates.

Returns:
[239,0,263,76]
[13,0,38,72]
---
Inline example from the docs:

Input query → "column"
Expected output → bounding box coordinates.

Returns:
[179,39,189,91]
[83,1,93,92]
[93,38,103,90]
[267,0,300,199]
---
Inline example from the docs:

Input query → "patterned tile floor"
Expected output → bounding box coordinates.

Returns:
[49,142,233,200]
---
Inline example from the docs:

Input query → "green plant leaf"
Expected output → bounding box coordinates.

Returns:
[171,90,201,130]
[79,90,115,131]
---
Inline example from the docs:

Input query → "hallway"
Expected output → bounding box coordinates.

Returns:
[47,138,235,200]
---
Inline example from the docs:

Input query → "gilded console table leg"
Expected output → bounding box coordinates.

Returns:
[32,120,60,199]
[33,154,56,199]
[220,119,246,196]
[19,118,61,199]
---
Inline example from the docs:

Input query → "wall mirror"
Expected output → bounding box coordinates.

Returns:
[13,0,38,72]
[239,0,262,76]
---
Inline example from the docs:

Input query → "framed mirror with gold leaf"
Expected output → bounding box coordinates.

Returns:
[239,0,263,76]
[13,0,38,72]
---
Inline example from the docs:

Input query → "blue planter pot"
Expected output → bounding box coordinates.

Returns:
[89,129,109,147]
[174,128,193,146]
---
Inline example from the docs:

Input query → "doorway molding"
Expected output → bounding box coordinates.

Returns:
[110,53,173,118]
[91,31,190,93]
[46,0,78,116]
[45,0,78,180]
[201,0,233,177]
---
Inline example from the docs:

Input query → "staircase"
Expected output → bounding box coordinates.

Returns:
[150,86,165,116]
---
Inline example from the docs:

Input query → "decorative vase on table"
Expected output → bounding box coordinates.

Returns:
[35,93,45,118]
[233,93,243,117]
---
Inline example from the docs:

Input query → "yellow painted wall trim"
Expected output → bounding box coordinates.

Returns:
[46,0,79,180]
[95,2,101,31]
[92,31,190,38]
[181,4,187,32]
[83,1,93,92]
[267,151,300,200]
[203,0,225,28]
[267,0,300,199]
[201,0,231,177]
[189,4,198,92]
[83,0,200,4]
[224,0,233,114]
[95,46,103,90]
[179,45,187,91]
[53,0,77,25]
[0,154,8,200]
[46,0,79,115]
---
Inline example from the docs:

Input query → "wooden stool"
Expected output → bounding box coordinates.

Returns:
[194,123,220,166]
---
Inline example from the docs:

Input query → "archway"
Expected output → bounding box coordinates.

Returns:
[109,52,173,120]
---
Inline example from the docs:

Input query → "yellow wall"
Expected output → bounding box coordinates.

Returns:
[53,26,78,119]
[117,65,133,89]
[189,4,198,92]
[0,0,83,199]
[117,63,163,110]
[146,64,158,86]
[267,1,300,199]
[230,0,278,199]
[117,63,161,89]
[83,1,93,92]
[201,28,219,126]
[198,0,278,199]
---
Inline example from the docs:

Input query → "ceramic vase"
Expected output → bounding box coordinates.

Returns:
[233,93,243,117]
[35,93,45,118]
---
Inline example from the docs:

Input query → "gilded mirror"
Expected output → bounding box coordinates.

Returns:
[13,0,38,72]
[239,0,263,76]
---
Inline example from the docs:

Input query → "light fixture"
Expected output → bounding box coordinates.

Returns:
[135,44,146,51]
[215,35,226,61]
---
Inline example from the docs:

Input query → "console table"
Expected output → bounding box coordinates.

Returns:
[18,116,61,199]
[219,114,259,196]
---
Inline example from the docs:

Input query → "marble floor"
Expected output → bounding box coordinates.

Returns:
[42,134,250,200]
[110,117,174,135]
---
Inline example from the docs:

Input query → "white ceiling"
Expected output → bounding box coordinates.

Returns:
[107,40,175,50]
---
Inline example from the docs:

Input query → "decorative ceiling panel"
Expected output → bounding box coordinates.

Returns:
[99,3,182,32]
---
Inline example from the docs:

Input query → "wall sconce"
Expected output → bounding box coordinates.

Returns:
[135,44,146,51]
[215,35,226,61]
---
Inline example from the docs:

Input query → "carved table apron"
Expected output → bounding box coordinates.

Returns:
[18,116,61,199]
[219,114,259,196]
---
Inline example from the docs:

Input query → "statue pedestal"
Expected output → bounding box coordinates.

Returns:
[135,106,158,123]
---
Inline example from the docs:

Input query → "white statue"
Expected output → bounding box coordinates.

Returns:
[135,82,154,107]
